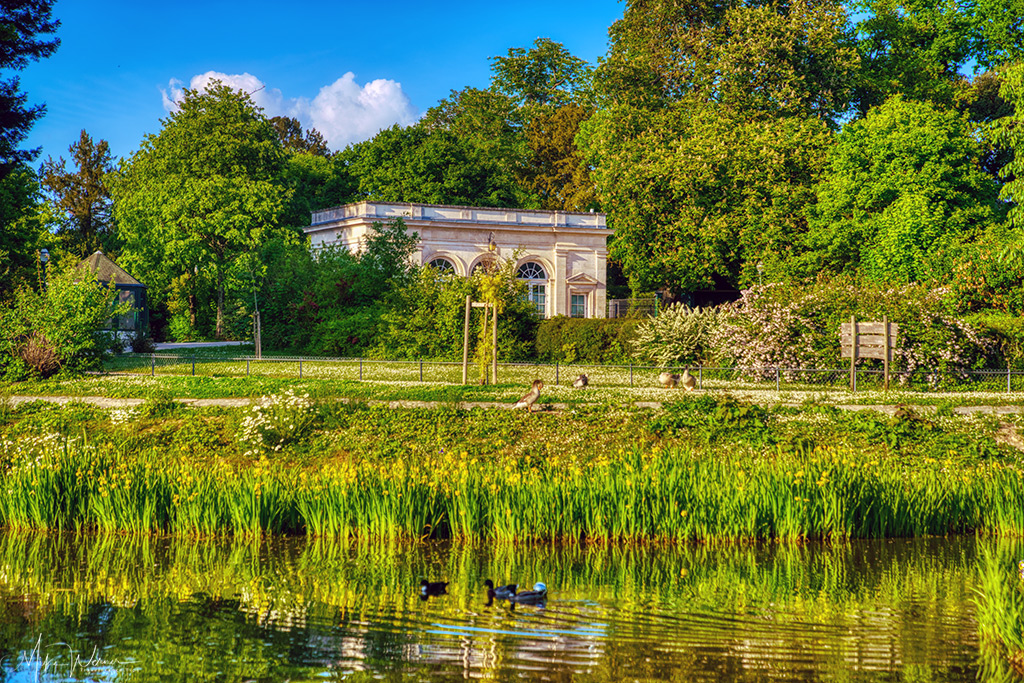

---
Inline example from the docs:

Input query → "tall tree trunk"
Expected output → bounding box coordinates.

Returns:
[216,267,225,339]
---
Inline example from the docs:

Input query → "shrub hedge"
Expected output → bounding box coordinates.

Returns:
[534,316,642,364]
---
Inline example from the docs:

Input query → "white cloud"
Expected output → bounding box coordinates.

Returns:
[161,71,418,151]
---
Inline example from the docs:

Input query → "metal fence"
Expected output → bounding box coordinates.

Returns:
[105,354,1024,393]
[606,297,659,318]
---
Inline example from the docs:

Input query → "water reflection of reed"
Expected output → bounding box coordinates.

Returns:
[0,532,993,681]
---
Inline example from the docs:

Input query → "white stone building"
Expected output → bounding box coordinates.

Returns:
[305,201,612,318]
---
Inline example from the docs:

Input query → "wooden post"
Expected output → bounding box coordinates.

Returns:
[883,314,890,391]
[698,365,702,390]
[491,303,498,384]
[849,315,857,393]
[462,295,472,384]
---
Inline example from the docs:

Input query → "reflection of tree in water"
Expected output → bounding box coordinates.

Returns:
[0,533,1010,681]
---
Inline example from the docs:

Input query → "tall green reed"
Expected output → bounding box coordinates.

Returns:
[2,434,1023,541]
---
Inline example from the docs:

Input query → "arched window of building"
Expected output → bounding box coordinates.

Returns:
[428,257,456,274]
[472,258,497,274]
[517,261,548,317]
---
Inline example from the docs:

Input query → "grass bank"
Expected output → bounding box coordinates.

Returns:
[1,394,1022,540]
[6,372,1024,408]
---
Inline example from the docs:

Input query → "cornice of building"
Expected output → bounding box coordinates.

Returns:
[307,201,610,233]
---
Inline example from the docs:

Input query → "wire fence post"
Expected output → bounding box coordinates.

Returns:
[629,363,633,387]
[191,358,195,377]
[1009,367,1012,393]
[246,359,250,376]
[419,359,424,382]
[555,362,559,386]
[698,365,702,390]
[775,366,780,392]
[359,359,363,381]
[151,355,155,377]
[299,360,302,379]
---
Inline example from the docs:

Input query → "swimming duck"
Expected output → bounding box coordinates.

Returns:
[484,579,518,605]
[659,371,680,389]
[509,582,548,606]
[681,368,696,391]
[420,579,448,600]
[573,373,588,389]
[513,379,544,413]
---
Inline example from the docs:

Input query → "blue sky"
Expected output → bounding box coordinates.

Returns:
[20,0,625,163]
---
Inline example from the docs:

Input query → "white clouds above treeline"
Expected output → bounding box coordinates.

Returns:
[161,71,419,150]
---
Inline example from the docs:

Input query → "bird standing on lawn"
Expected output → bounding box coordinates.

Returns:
[681,368,697,391]
[514,379,544,412]
[573,373,588,388]
[659,371,680,388]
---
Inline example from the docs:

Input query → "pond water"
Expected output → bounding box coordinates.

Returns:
[0,533,1015,682]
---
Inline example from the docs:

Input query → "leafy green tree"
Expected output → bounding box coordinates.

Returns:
[955,71,1015,179]
[989,63,1024,273]
[0,257,129,379]
[580,102,833,294]
[802,95,1004,284]
[258,219,417,355]
[596,0,858,121]
[109,82,293,339]
[371,260,536,361]
[0,0,59,180]
[850,0,976,115]
[269,116,331,156]
[0,164,52,299]
[490,37,592,108]
[991,63,1024,230]
[39,130,117,257]
[280,151,355,228]
[521,104,597,211]
[973,0,1024,68]
[582,0,859,296]
[342,116,530,208]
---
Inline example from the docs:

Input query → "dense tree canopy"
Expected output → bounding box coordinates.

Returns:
[39,130,117,257]
[490,37,593,108]
[801,95,1004,283]
[596,0,859,121]
[850,0,976,115]
[581,103,832,294]
[0,0,59,180]
[0,164,50,299]
[270,116,331,157]
[109,83,293,339]
[341,87,532,208]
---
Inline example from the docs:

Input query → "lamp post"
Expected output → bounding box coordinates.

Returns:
[40,249,49,292]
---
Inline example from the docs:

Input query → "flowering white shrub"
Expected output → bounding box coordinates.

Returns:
[710,279,997,386]
[632,304,727,367]
[236,389,317,456]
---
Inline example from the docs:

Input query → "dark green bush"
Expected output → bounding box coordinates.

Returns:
[968,313,1024,369]
[534,316,641,364]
